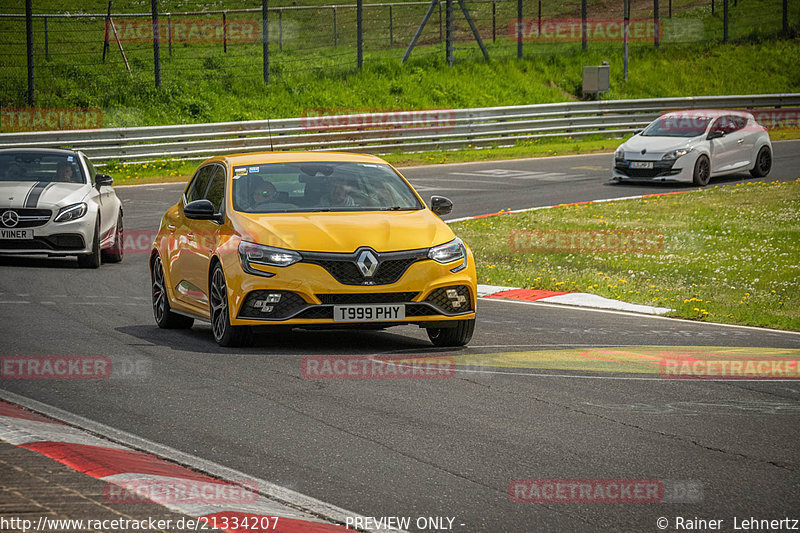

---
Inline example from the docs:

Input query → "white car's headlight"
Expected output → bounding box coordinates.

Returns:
[615,147,625,161]
[54,203,87,223]
[428,238,466,264]
[239,241,301,268]
[662,147,694,160]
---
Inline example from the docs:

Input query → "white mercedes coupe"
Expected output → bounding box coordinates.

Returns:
[612,110,772,186]
[0,148,123,268]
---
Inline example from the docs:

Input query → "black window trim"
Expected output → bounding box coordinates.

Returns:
[183,162,227,224]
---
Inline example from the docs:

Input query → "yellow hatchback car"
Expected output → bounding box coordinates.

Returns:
[150,152,477,347]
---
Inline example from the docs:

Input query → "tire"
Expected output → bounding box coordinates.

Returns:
[210,263,252,347]
[426,319,475,347]
[692,155,711,186]
[77,219,101,268]
[102,212,124,263]
[750,146,772,178]
[151,255,194,329]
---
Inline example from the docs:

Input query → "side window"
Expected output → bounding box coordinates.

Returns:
[83,155,96,184]
[205,166,226,214]
[186,166,213,203]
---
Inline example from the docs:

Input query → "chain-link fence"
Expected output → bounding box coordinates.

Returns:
[1,0,798,109]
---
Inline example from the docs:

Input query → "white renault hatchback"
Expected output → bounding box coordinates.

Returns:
[612,110,772,186]
[0,148,123,268]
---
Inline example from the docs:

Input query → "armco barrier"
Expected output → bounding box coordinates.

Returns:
[1,94,798,162]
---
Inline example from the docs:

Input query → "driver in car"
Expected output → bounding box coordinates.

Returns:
[320,177,356,207]
[249,177,295,211]
[54,161,75,183]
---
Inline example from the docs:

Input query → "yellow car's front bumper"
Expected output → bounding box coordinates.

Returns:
[224,249,477,327]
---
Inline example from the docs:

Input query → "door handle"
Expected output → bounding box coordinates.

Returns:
[737,139,744,144]
[167,224,176,231]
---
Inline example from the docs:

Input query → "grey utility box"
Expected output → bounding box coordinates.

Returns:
[582,62,610,98]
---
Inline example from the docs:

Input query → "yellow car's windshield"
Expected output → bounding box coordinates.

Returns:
[232,161,423,213]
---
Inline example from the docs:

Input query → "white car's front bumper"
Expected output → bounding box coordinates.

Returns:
[0,210,96,256]
[611,151,699,183]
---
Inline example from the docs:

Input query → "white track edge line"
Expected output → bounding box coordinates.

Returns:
[477,297,800,337]
[0,390,406,533]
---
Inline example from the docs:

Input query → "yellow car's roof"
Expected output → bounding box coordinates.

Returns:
[204,151,388,167]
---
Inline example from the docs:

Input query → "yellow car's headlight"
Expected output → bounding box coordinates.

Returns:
[239,241,301,273]
[428,237,466,264]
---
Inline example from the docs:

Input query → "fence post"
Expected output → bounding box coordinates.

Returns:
[711,0,714,16]
[654,0,659,48]
[783,0,789,36]
[517,0,522,58]
[623,0,629,81]
[389,5,393,46]
[439,2,443,42]
[581,0,587,50]
[223,12,227,53]
[357,0,363,69]
[538,0,541,37]
[262,0,269,83]
[723,0,728,42]
[151,0,161,87]
[446,0,453,65]
[669,0,672,18]
[333,7,338,46]
[103,1,111,63]
[168,14,172,55]
[44,16,49,61]
[492,1,495,42]
[279,9,283,51]
[25,0,34,105]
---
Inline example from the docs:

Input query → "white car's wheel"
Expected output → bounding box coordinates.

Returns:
[77,219,101,269]
[750,146,772,178]
[102,212,124,263]
[692,155,711,186]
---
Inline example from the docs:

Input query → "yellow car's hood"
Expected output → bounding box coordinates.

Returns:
[234,209,456,253]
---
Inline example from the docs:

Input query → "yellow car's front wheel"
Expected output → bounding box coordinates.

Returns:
[427,318,475,347]
[210,263,253,347]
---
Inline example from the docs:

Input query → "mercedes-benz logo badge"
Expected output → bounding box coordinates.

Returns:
[356,249,379,278]
[1,210,19,228]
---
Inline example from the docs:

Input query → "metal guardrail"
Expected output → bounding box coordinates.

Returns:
[1,94,798,163]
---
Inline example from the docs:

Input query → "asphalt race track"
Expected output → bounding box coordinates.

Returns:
[1,143,799,531]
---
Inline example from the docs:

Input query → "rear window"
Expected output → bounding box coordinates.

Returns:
[231,161,423,213]
[0,152,86,184]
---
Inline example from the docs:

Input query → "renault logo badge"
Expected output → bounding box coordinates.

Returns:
[1,210,19,228]
[356,250,379,278]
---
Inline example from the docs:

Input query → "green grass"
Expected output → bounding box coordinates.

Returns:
[451,179,800,331]
[1,0,798,127]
